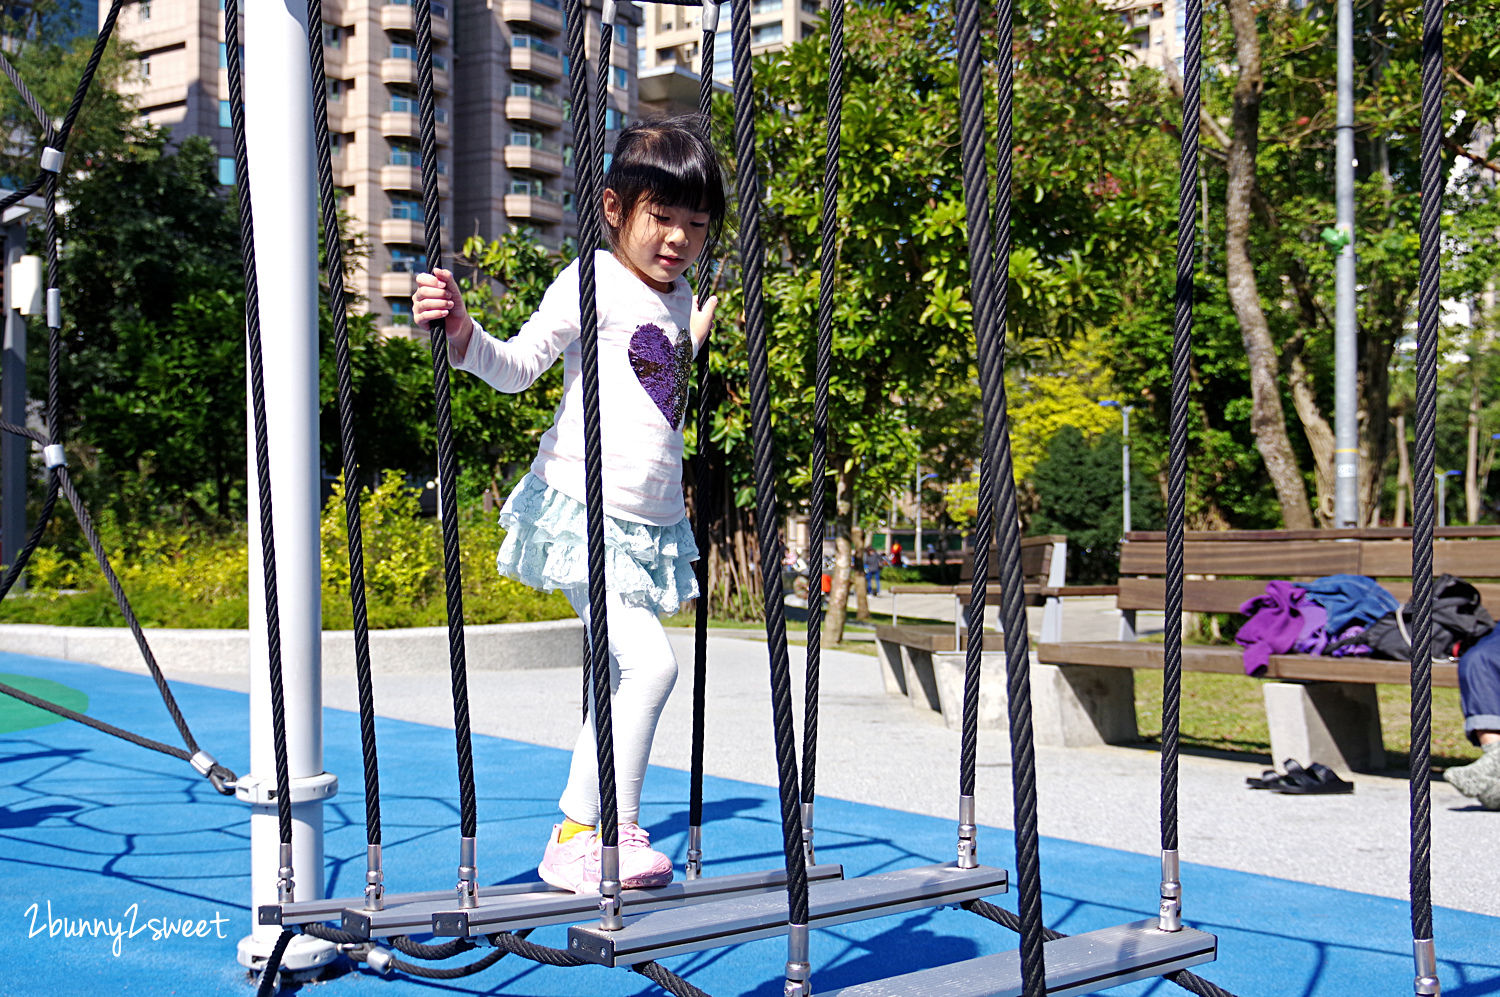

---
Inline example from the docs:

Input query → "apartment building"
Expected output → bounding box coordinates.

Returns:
[638,0,821,86]
[107,0,640,338]
[1109,0,1187,74]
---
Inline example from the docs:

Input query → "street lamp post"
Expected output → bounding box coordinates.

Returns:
[1438,469,1460,528]
[1100,400,1133,539]
[913,470,938,565]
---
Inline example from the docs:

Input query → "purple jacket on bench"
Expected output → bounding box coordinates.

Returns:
[1237,581,1328,676]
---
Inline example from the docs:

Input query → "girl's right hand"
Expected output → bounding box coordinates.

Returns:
[413,268,474,358]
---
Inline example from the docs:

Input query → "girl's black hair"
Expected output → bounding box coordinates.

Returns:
[602,114,727,258]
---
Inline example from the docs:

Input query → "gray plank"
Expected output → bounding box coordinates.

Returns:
[568,863,1009,967]
[435,862,846,937]
[263,879,556,927]
[822,919,1217,996]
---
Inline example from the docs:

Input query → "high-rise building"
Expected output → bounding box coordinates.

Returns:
[1108,0,1187,75]
[637,0,822,87]
[107,0,640,338]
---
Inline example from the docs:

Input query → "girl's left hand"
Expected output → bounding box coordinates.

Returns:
[690,294,718,352]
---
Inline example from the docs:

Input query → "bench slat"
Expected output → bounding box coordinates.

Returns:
[1120,541,1363,577]
[1115,577,1500,613]
[1035,641,1460,686]
[1358,540,1500,578]
[822,919,1217,997]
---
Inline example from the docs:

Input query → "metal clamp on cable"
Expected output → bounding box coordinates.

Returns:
[40,147,63,174]
[364,843,385,911]
[47,288,60,330]
[42,444,66,469]
[189,750,218,776]
[456,836,478,909]
[1414,938,1439,996]
[684,824,703,881]
[365,945,395,975]
[800,801,816,867]
[1158,849,1182,932]
[957,795,977,869]
[277,842,296,904]
[783,924,811,997]
[602,0,616,24]
[700,0,719,34]
[598,843,623,930]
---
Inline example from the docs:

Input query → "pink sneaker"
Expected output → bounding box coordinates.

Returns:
[617,823,673,889]
[537,824,601,893]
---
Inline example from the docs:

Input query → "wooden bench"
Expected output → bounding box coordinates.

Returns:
[876,536,1110,740]
[1033,527,1500,773]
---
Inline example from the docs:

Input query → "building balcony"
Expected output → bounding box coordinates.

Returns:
[380,57,450,93]
[379,271,417,298]
[505,94,563,129]
[504,191,563,224]
[380,163,449,195]
[503,143,563,176]
[510,42,563,81]
[380,2,451,41]
[380,111,450,144]
[500,0,563,34]
[380,217,427,244]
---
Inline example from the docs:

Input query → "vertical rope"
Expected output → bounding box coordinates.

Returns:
[1162,0,1203,863]
[224,0,293,855]
[306,0,382,853]
[413,0,478,843]
[1409,0,1442,964]
[800,0,842,819]
[687,6,719,839]
[728,0,810,929]
[562,0,621,852]
[955,0,1045,991]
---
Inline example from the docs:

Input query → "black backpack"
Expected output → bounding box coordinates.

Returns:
[1329,574,1494,661]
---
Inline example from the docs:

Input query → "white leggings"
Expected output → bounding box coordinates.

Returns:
[557,586,679,826]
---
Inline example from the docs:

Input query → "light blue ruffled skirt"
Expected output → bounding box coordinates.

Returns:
[495,472,700,616]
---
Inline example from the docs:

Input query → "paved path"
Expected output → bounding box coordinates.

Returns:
[152,626,1496,919]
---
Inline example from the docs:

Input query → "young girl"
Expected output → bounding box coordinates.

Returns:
[412,116,725,894]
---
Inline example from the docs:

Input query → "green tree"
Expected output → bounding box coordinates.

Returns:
[1031,425,1161,583]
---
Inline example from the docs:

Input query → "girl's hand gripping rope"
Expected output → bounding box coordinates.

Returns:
[413,268,474,360]
[689,294,718,353]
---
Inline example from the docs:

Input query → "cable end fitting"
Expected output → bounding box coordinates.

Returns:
[365,844,385,911]
[1159,848,1182,931]
[800,801,816,868]
[47,288,60,330]
[189,750,217,776]
[784,923,811,997]
[40,147,63,174]
[1414,938,1440,995]
[602,0,617,24]
[957,795,977,869]
[685,824,703,881]
[700,0,719,33]
[42,444,66,469]
[278,843,296,904]
[366,945,394,975]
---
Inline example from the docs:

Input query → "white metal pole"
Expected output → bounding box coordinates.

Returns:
[1332,0,1359,528]
[235,0,338,974]
[913,467,922,565]
[1122,406,1133,538]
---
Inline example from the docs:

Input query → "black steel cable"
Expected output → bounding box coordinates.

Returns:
[800,0,842,818]
[727,0,810,930]
[953,0,1046,992]
[1409,0,1442,955]
[224,0,294,855]
[413,0,478,843]
[686,0,719,849]
[634,959,716,997]
[387,948,507,979]
[301,922,475,960]
[0,420,45,443]
[0,50,54,143]
[0,475,58,600]
[254,929,294,997]
[562,0,622,855]
[487,930,587,967]
[306,0,382,852]
[1162,0,1203,864]
[961,901,1240,997]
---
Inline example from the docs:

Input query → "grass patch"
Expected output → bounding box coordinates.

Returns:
[1134,669,1481,770]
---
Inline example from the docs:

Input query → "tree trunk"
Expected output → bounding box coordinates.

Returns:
[823,466,854,644]
[1286,337,1337,525]
[1223,0,1313,529]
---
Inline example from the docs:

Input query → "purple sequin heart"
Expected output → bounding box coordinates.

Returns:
[628,323,692,428]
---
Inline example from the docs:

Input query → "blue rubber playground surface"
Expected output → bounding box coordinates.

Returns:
[0,652,1497,997]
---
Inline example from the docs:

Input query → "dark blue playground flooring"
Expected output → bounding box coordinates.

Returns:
[0,652,1496,997]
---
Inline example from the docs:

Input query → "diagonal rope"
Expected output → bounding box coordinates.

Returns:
[305,0,383,859]
[224,0,294,859]
[727,0,810,937]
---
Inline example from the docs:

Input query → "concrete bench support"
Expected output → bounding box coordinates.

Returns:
[1262,680,1385,776]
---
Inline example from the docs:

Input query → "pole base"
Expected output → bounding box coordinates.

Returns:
[237,931,339,977]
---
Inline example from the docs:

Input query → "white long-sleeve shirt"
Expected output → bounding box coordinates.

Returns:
[452,250,698,526]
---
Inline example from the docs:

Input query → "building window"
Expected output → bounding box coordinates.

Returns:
[751,0,781,13]
[141,58,152,78]
[322,24,342,48]
[751,22,782,45]
[563,191,574,213]
[605,107,625,130]
[613,66,628,89]
[390,198,424,221]
[800,0,819,13]
[389,248,428,273]
[218,42,226,67]
[563,143,574,166]
[139,1,151,21]
[510,130,538,147]
[219,100,232,127]
[389,300,413,325]
[614,22,628,45]
[326,79,348,102]
[217,157,235,186]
